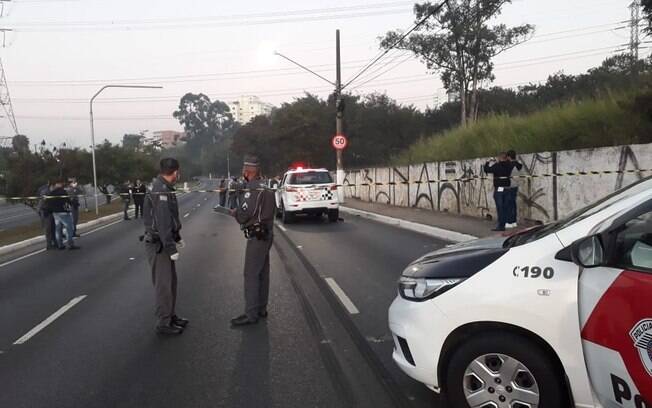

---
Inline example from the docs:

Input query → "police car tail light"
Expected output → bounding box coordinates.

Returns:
[330,185,338,190]
[398,277,464,301]
[286,187,298,192]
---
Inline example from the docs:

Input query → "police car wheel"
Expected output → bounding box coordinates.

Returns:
[281,203,294,224]
[328,209,339,223]
[445,332,566,408]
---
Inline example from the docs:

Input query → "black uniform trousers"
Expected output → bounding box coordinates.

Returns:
[146,242,177,326]
[244,236,272,320]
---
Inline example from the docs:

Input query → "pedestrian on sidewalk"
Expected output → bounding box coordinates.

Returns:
[48,180,80,250]
[230,155,276,327]
[143,158,188,335]
[119,180,133,220]
[37,180,57,250]
[133,179,146,219]
[505,150,523,229]
[484,153,512,232]
[67,178,83,237]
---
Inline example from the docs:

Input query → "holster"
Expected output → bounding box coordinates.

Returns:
[242,223,270,240]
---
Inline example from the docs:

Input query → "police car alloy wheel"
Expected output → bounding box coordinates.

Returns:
[445,332,566,408]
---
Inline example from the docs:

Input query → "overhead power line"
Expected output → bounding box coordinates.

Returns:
[342,0,449,90]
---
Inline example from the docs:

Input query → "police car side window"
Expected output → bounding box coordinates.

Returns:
[613,211,652,272]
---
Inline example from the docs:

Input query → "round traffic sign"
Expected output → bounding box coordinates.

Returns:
[332,134,348,150]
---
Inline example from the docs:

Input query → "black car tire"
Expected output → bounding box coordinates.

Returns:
[445,332,566,408]
[328,209,339,223]
[282,203,295,224]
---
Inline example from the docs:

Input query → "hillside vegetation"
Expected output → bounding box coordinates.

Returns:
[394,90,652,164]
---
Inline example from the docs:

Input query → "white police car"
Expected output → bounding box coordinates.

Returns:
[275,166,339,224]
[389,176,652,408]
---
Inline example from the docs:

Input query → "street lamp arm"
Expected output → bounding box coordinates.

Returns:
[88,84,163,215]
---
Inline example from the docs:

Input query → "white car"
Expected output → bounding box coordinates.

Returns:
[389,176,652,408]
[275,167,339,224]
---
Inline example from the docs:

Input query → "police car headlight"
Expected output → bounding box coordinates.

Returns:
[398,277,465,301]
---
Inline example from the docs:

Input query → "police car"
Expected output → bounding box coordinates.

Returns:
[389,176,652,408]
[275,166,339,224]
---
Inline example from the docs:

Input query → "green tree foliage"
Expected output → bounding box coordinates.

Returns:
[11,134,30,154]
[381,0,533,126]
[172,93,238,177]
[643,0,652,34]
[231,93,428,174]
[122,134,144,152]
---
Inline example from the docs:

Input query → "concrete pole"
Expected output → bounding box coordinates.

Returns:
[335,29,344,203]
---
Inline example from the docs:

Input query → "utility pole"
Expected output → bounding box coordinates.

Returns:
[335,29,344,203]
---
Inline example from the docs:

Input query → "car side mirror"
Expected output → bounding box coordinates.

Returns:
[571,235,606,268]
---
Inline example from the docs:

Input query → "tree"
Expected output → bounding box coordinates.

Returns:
[643,0,652,35]
[381,0,533,126]
[122,134,144,152]
[173,93,237,176]
[12,134,30,154]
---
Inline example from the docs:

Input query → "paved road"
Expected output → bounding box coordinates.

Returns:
[0,179,448,408]
[0,192,104,231]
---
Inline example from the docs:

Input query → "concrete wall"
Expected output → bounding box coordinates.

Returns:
[342,143,652,223]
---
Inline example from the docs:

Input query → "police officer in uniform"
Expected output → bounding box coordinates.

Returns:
[143,158,189,335]
[230,155,276,326]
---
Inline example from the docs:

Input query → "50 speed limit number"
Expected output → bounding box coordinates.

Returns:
[332,135,348,150]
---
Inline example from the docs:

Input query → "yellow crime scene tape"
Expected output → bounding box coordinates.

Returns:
[3,168,650,202]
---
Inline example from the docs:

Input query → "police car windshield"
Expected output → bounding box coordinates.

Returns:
[288,172,333,185]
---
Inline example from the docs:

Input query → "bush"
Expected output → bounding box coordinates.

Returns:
[393,91,652,164]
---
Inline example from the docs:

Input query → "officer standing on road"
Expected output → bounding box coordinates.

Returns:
[230,155,276,327]
[143,158,189,335]
[133,179,146,219]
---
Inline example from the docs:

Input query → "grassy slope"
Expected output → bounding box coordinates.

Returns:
[394,91,652,164]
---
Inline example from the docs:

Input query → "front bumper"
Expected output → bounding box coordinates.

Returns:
[388,295,451,391]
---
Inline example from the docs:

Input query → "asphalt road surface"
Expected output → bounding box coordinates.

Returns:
[0,179,449,408]
[0,192,104,231]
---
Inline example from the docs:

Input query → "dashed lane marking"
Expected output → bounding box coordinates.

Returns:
[13,295,87,345]
[324,278,360,315]
[183,213,190,218]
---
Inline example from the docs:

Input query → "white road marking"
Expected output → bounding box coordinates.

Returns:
[80,219,123,237]
[196,204,201,207]
[183,213,190,218]
[129,257,135,261]
[325,278,360,315]
[0,249,46,268]
[13,295,87,345]
[1,218,122,270]
[276,224,287,232]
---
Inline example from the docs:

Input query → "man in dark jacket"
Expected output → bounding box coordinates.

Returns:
[37,181,57,250]
[119,181,132,220]
[133,179,146,219]
[48,180,79,250]
[143,158,188,335]
[484,153,512,232]
[67,178,83,237]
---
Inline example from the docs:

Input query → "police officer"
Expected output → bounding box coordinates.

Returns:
[143,158,189,335]
[230,155,276,326]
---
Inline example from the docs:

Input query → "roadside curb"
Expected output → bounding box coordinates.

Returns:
[339,206,478,243]
[0,211,129,257]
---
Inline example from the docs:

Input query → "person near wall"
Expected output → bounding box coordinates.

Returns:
[505,150,523,229]
[484,153,512,232]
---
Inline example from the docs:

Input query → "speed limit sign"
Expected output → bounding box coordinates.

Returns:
[332,134,348,150]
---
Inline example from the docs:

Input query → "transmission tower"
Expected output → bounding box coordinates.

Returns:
[0,136,10,147]
[630,0,641,61]
[0,0,17,136]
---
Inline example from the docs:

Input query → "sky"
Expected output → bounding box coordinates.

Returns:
[0,0,644,148]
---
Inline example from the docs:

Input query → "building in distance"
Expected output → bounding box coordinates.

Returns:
[151,130,186,149]
[228,95,274,124]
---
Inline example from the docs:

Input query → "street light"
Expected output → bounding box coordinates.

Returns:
[89,85,163,215]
